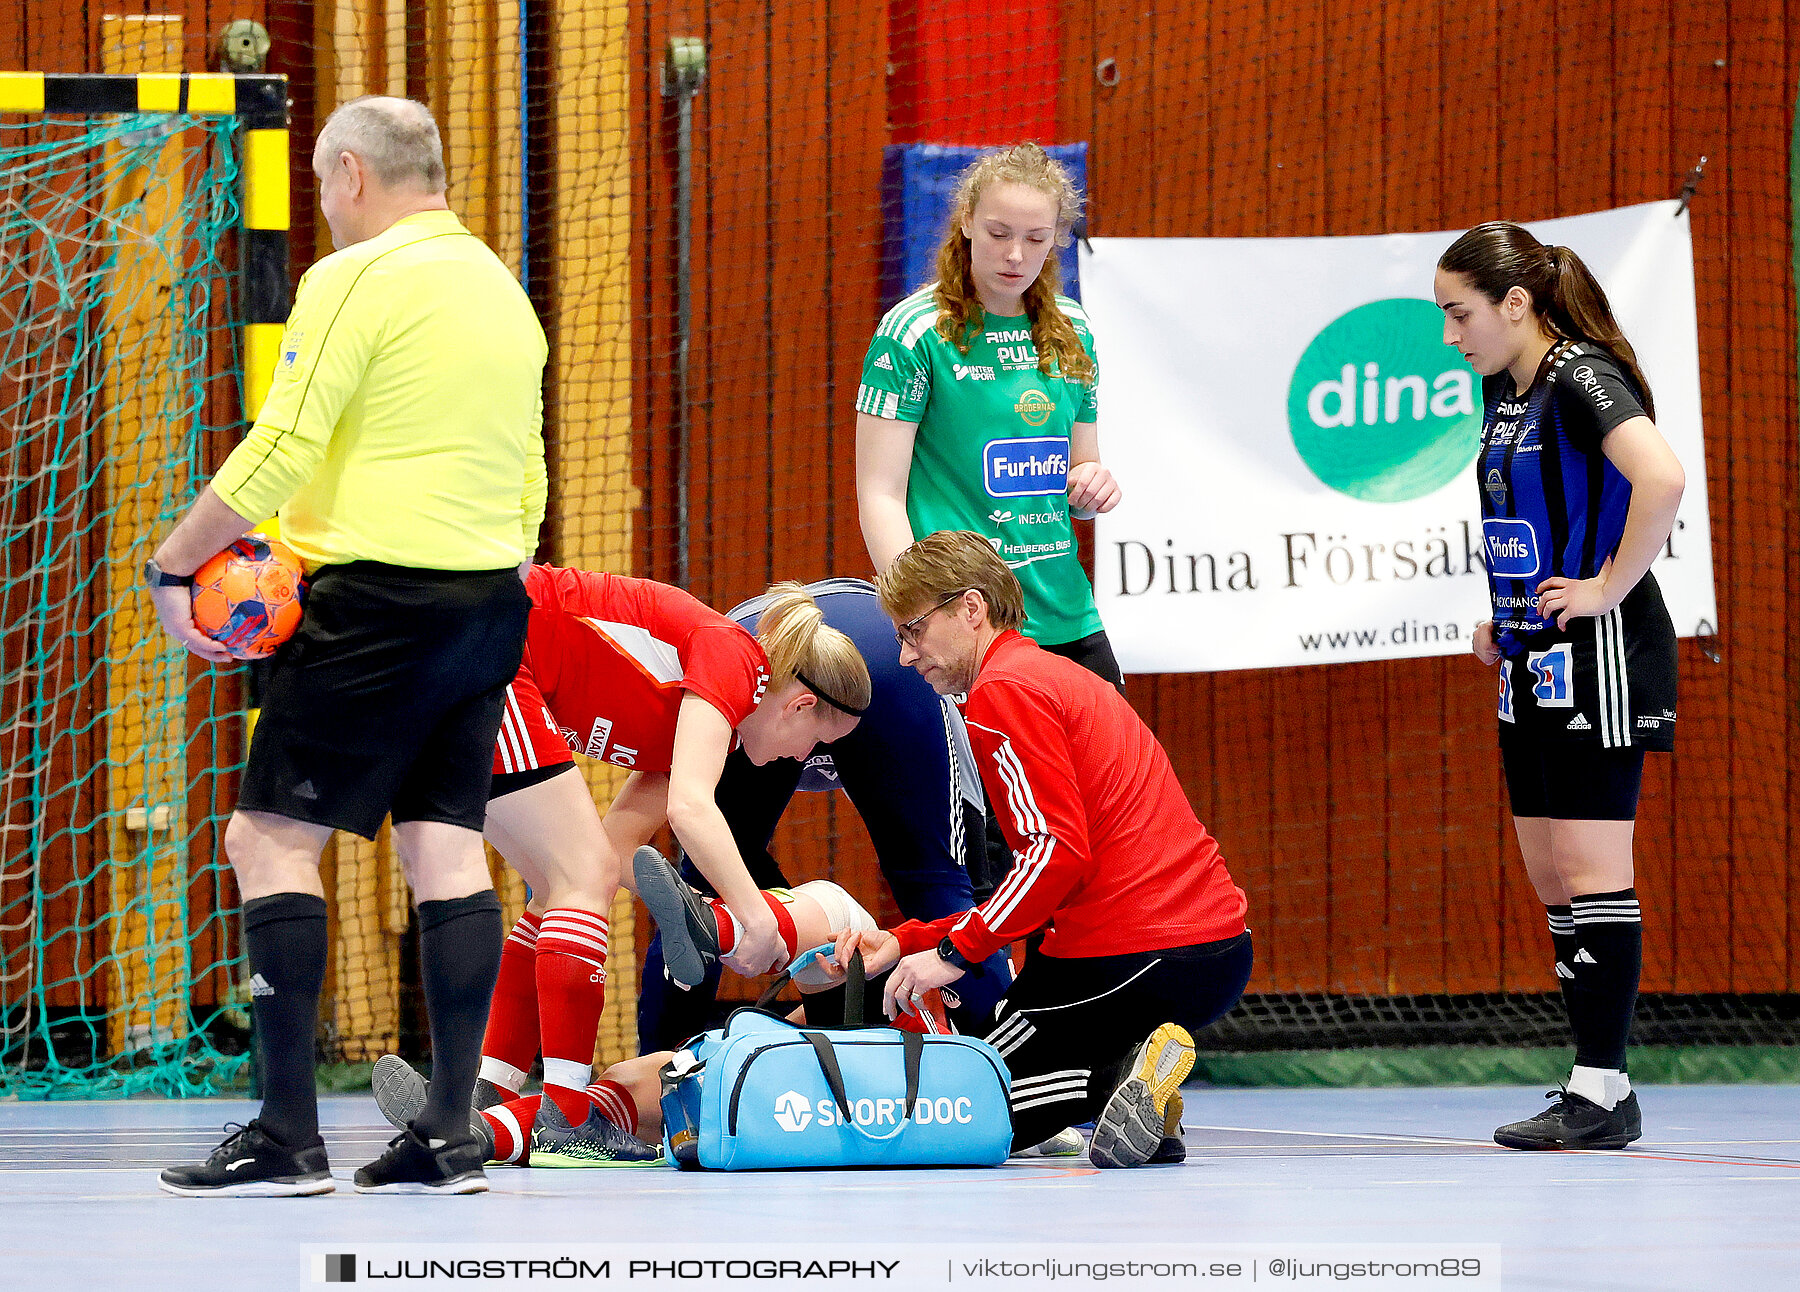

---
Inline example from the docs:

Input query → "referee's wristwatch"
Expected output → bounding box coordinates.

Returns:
[936,937,972,973]
[143,557,192,588]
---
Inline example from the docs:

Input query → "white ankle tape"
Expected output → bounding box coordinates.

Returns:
[479,1057,527,1093]
[793,880,875,935]
[542,1058,592,1092]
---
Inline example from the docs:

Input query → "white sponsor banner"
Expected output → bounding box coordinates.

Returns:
[1082,201,1717,673]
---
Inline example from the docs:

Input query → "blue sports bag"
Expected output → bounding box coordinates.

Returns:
[659,949,1012,1170]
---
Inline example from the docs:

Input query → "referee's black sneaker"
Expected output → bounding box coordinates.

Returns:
[158,1121,334,1197]
[634,845,721,989]
[1494,1089,1643,1150]
[354,1126,490,1193]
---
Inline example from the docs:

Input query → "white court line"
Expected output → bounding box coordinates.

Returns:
[1188,1123,1495,1147]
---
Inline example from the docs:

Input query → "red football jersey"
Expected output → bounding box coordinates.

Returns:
[894,630,1246,962]
[494,565,770,776]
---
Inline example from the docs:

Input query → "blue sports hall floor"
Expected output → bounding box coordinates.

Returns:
[2,1085,1795,1291]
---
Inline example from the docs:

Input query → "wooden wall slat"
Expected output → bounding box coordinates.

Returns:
[1197,0,1278,989]
[766,0,833,588]
[1378,0,1452,995]
[1257,0,1332,994]
[1319,0,1393,995]
[1612,0,1679,993]
[1722,0,1793,992]
[693,0,774,610]
[1668,3,1736,994]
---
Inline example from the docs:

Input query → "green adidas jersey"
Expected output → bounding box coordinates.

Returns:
[857,286,1102,645]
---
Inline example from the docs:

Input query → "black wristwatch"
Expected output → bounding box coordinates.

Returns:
[143,557,192,588]
[936,936,972,972]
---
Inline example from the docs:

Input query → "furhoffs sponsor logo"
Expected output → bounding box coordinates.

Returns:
[983,437,1069,498]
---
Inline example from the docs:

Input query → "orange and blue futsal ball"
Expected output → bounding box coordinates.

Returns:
[189,534,307,660]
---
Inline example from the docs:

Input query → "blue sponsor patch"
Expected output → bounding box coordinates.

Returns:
[984,437,1069,499]
[1482,518,1540,579]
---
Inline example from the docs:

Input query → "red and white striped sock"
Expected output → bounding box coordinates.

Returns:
[704,892,799,960]
[479,910,542,1093]
[536,908,609,1123]
[481,1094,539,1165]
[479,1083,637,1162]
[586,1078,638,1136]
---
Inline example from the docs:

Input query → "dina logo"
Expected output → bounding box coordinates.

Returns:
[773,1090,814,1133]
[1287,298,1480,503]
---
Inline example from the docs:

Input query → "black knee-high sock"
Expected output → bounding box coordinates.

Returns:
[1545,903,1578,1026]
[243,892,329,1148]
[414,891,504,1142]
[1567,888,1642,1071]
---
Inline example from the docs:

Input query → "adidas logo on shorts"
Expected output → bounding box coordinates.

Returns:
[1565,714,1592,732]
[873,354,894,370]
[249,973,275,998]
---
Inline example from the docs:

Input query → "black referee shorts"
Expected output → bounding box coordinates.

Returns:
[237,561,530,840]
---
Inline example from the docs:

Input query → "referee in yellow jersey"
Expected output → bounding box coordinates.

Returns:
[149,97,546,1197]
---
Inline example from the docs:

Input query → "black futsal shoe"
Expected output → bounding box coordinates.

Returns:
[354,1126,489,1193]
[1494,1089,1643,1150]
[529,1094,664,1168]
[634,845,721,989]
[473,1076,511,1112]
[158,1120,334,1197]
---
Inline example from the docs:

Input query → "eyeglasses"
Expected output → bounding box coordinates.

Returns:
[895,589,972,648]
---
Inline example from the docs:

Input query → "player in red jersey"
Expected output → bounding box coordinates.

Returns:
[825,530,1253,1168]
[460,568,876,1163]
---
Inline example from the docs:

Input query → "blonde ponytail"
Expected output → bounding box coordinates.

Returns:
[756,582,873,714]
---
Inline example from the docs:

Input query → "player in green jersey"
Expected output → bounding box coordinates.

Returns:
[854,144,1124,686]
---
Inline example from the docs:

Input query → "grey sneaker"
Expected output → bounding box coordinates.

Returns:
[1089,1023,1195,1169]
[1012,1127,1085,1158]
[633,845,720,989]
[372,1054,495,1161]
[530,1095,664,1168]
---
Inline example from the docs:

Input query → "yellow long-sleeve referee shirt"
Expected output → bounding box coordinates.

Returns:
[212,210,548,572]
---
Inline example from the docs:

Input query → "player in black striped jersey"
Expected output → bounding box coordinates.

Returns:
[1436,222,1686,1150]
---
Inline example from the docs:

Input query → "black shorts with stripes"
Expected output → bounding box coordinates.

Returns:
[1495,572,1676,753]
[983,932,1252,1152]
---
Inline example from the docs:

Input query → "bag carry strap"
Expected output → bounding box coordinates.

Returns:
[755,946,868,1025]
[799,1027,923,1145]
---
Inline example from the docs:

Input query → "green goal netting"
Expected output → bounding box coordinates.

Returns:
[1,111,252,1096]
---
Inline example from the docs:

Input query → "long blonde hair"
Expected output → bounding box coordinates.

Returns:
[932,144,1094,385]
[755,582,872,714]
